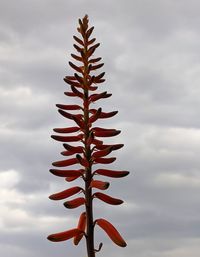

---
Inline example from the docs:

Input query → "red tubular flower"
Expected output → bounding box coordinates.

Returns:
[52,158,79,167]
[93,129,121,137]
[63,197,86,209]
[48,229,82,242]
[94,157,116,164]
[49,186,82,200]
[63,144,84,153]
[95,219,127,247]
[93,192,123,205]
[56,104,82,110]
[94,169,130,178]
[48,15,129,257]
[95,143,124,151]
[49,168,83,178]
[51,134,83,142]
[92,147,113,158]
[53,127,80,133]
[73,212,86,245]
[90,180,110,190]
[65,175,82,182]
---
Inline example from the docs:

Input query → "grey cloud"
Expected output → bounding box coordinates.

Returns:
[1,1,200,257]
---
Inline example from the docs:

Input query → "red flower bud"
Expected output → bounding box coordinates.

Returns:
[90,180,109,190]
[89,108,102,123]
[94,157,116,164]
[49,169,83,178]
[65,175,82,182]
[94,169,129,178]
[89,92,111,103]
[69,61,83,74]
[71,53,82,62]
[51,134,83,142]
[52,158,79,167]
[49,186,82,200]
[95,144,124,151]
[53,127,80,133]
[55,104,82,110]
[63,77,82,88]
[47,228,82,242]
[93,192,123,205]
[96,219,127,247]
[74,212,86,245]
[76,154,89,168]
[94,129,121,137]
[63,144,83,154]
[63,197,85,209]
[92,147,112,158]
[73,35,84,46]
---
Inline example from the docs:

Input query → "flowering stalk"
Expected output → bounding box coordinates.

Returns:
[47,15,129,257]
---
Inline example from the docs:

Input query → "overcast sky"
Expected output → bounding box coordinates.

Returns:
[1,0,200,257]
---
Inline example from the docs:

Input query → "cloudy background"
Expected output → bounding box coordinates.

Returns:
[1,0,200,256]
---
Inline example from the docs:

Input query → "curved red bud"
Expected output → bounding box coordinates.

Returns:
[63,77,82,88]
[56,104,82,110]
[53,127,80,133]
[49,169,83,178]
[99,111,118,119]
[63,144,84,154]
[94,129,121,137]
[73,44,83,53]
[89,108,102,123]
[71,53,82,62]
[64,92,77,97]
[74,73,84,84]
[89,109,118,119]
[71,115,85,129]
[87,42,98,57]
[47,228,82,242]
[69,61,83,73]
[91,138,104,146]
[90,63,104,71]
[49,186,82,200]
[87,42,99,55]
[63,197,85,209]
[76,154,89,168]
[51,134,82,142]
[71,85,84,98]
[52,158,79,167]
[73,35,84,46]
[89,57,101,63]
[65,175,82,182]
[58,109,77,120]
[64,75,77,80]
[92,147,112,158]
[95,144,124,151]
[90,180,109,190]
[61,150,76,156]
[94,169,129,178]
[89,85,98,91]
[86,26,95,39]
[93,71,105,80]
[74,212,86,245]
[89,92,111,103]
[88,38,96,45]
[94,157,116,164]
[96,219,127,247]
[93,192,123,205]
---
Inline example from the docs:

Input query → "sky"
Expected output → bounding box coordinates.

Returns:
[0,0,200,257]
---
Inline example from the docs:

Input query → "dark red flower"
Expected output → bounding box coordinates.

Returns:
[48,15,129,257]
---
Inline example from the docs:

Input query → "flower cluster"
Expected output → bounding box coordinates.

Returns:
[47,15,129,257]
